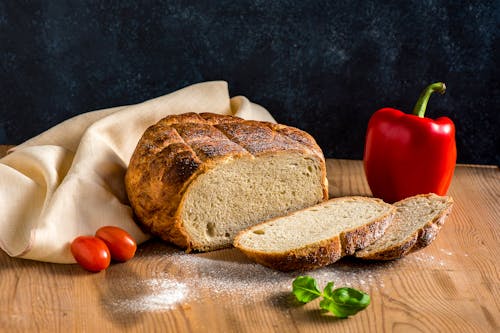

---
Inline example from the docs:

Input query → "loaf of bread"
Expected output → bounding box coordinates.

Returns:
[355,193,453,260]
[233,196,396,271]
[125,112,328,252]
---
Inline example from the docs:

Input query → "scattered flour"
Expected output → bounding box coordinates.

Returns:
[411,251,449,267]
[110,279,188,312]
[439,248,454,256]
[116,246,393,312]
[112,245,452,313]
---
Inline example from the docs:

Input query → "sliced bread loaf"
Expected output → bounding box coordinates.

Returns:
[355,193,453,260]
[233,196,396,271]
[125,113,328,252]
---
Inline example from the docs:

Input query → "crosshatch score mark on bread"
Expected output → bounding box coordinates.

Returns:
[125,113,328,252]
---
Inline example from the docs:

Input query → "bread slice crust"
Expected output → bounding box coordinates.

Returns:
[234,196,396,271]
[125,113,328,251]
[355,193,454,260]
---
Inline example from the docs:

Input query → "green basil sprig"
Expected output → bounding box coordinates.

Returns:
[292,276,370,318]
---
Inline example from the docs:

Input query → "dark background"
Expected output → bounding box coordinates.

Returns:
[1,1,499,165]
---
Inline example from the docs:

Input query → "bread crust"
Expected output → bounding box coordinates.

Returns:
[355,194,454,260]
[238,237,343,272]
[341,210,395,256]
[125,113,328,251]
[233,196,396,271]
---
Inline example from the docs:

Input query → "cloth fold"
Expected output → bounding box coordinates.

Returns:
[0,81,276,263]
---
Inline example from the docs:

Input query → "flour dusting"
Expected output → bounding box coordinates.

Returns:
[111,279,188,312]
[124,246,394,312]
[111,244,452,313]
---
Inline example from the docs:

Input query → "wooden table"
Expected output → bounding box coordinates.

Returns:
[1,145,499,332]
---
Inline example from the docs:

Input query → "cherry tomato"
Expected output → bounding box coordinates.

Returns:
[70,236,111,272]
[95,226,137,262]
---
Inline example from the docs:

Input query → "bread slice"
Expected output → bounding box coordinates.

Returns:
[355,193,453,260]
[233,196,396,271]
[125,113,328,252]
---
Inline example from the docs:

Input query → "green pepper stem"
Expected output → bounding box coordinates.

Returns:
[412,82,446,118]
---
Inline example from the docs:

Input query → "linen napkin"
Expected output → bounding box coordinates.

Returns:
[0,81,276,263]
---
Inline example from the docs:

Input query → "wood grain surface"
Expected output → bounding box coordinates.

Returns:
[0,145,499,333]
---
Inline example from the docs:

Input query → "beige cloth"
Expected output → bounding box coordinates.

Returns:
[0,81,276,263]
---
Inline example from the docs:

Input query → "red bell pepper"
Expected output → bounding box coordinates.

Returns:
[363,82,456,203]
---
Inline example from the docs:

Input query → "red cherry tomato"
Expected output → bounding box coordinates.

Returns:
[95,226,137,262]
[70,236,111,272]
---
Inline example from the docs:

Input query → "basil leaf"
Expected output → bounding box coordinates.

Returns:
[320,284,371,318]
[292,276,322,303]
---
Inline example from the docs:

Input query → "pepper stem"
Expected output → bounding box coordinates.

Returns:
[412,82,446,118]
